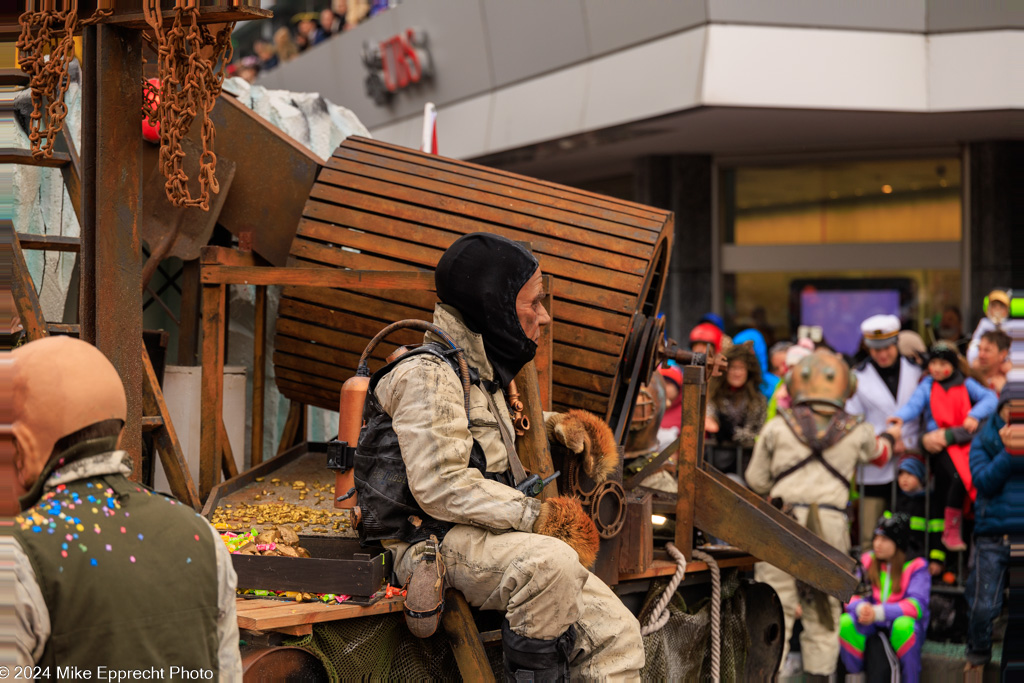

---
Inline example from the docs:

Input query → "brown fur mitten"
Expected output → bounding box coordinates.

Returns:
[533,496,600,569]
[545,409,619,483]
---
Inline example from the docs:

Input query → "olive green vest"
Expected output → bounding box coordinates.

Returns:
[15,456,220,673]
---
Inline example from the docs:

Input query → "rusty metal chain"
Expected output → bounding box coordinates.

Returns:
[144,0,234,211]
[17,0,112,158]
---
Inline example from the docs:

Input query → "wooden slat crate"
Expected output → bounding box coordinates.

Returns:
[272,137,674,418]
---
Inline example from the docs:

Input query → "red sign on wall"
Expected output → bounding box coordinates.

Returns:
[363,29,432,106]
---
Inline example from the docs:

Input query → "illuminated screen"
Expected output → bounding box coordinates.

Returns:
[799,288,901,356]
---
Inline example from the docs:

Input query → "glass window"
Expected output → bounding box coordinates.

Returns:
[722,158,961,245]
[722,269,962,351]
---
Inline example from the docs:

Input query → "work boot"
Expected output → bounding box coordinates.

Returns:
[501,618,577,682]
[403,535,446,638]
[941,507,967,551]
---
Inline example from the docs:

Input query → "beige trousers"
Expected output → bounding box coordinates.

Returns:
[754,506,849,676]
[396,525,644,681]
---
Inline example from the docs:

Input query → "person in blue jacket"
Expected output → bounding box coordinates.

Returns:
[888,342,998,550]
[732,328,780,400]
[964,384,1024,674]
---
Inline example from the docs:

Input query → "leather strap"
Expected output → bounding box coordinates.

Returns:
[484,390,528,486]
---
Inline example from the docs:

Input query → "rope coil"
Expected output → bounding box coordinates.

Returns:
[641,544,723,682]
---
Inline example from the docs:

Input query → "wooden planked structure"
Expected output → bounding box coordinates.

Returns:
[272,137,674,419]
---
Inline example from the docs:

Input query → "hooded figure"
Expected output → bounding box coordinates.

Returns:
[354,233,644,680]
[434,232,539,388]
[733,328,781,399]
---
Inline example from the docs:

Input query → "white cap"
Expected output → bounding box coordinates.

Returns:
[860,314,901,349]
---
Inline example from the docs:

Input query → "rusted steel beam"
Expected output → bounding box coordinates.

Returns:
[694,467,858,601]
[200,284,226,501]
[200,266,438,290]
[105,5,271,30]
[251,285,267,467]
[674,365,705,560]
[80,24,144,478]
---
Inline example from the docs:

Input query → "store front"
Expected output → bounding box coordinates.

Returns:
[718,154,964,350]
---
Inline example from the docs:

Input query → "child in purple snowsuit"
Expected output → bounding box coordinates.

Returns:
[840,513,931,683]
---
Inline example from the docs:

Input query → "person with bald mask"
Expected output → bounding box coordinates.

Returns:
[9,336,241,678]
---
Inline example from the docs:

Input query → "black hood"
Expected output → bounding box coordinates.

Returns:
[435,233,539,387]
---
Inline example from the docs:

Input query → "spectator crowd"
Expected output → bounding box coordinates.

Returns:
[230,0,400,84]
[649,288,1019,680]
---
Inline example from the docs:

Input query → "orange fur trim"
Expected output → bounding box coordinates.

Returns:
[565,409,619,484]
[533,496,600,569]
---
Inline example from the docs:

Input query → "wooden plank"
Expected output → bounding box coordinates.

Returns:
[301,198,651,273]
[107,5,272,30]
[283,285,433,327]
[441,589,496,683]
[235,595,406,632]
[276,401,303,457]
[200,265,437,290]
[552,344,619,374]
[674,366,703,560]
[142,349,202,510]
[617,554,757,581]
[554,365,613,395]
[552,322,624,356]
[0,148,70,168]
[332,146,664,233]
[513,361,557,500]
[536,277,554,412]
[275,381,338,413]
[274,336,368,374]
[16,234,81,252]
[694,468,858,601]
[345,137,669,223]
[275,319,400,364]
[278,299,422,346]
[275,367,343,394]
[0,68,29,86]
[177,260,201,365]
[200,246,271,268]
[10,228,49,342]
[220,417,239,480]
[200,284,226,502]
[251,285,267,467]
[315,168,658,247]
[54,126,82,224]
[552,385,606,414]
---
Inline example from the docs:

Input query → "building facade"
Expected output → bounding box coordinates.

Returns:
[259,0,1022,343]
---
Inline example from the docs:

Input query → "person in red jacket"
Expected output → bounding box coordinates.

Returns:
[840,513,931,683]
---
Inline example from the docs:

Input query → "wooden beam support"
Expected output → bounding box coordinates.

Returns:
[513,361,558,501]
[535,275,554,411]
[674,365,705,560]
[9,227,49,342]
[177,259,201,365]
[200,265,438,290]
[441,589,496,683]
[81,23,144,478]
[142,350,201,510]
[276,401,303,457]
[200,284,226,501]
[251,285,267,467]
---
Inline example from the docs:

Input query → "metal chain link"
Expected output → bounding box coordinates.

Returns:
[17,0,112,159]
[144,0,235,211]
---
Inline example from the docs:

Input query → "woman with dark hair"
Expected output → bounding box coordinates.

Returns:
[705,341,767,475]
